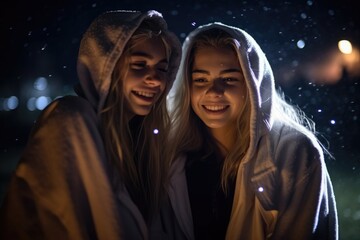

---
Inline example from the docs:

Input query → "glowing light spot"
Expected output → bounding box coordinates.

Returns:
[27,97,36,111]
[297,40,305,49]
[292,60,299,67]
[191,22,196,26]
[153,129,159,135]
[330,120,336,125]
[317,109,322,113]
[300,13,307,19]
[7,96,19,110]
[34,77,48,90]
[36,96,51,110]
[258,187,264,192]
[338,40,352,54]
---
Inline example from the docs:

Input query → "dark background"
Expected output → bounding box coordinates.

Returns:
[1,0,359,239]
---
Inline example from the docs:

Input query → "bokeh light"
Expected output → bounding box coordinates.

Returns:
[35,96,51,110]
[34,77,48,91]
[338,40,353,54]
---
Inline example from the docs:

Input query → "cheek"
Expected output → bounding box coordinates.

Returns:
[190,87,196,103]
[121,78,132,96]
[126,70,141,80]
[190,87,201,110]
[160,80,167,92]
[235,90,247,109]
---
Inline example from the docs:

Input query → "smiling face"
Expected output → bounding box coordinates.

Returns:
[122,37,169,116]
[190,46,247,134]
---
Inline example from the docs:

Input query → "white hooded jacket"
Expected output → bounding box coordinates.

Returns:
[0,10,181,240]
[168,22,338,240]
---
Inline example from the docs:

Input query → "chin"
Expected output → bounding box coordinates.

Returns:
[132,107,152,116]
[204,121,227,129]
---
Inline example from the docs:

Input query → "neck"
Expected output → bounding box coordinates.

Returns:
[210,125,236,157]
[124,108,135,122]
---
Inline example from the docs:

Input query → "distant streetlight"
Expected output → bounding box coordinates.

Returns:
[338,40,352,54]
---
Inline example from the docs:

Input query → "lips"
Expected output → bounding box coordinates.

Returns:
[132,90,156,102]
[202,105,229,113]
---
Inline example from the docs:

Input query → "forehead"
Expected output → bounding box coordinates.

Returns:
[192,46,240,70]
[130,37,167,59]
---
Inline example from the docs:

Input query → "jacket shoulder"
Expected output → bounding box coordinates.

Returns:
[29,96,98,136]
[270,122,323,161]
[268,121,324,183]
[38,96,96,121]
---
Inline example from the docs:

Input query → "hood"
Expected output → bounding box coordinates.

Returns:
[76,10,181,114]
[175,22,276,160]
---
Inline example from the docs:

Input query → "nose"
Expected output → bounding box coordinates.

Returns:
[144,68,162,86]
[206,78,224,97]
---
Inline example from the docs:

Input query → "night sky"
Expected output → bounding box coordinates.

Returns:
[0,0,359,238]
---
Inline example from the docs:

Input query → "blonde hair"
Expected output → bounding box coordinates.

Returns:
[100,19,172,221]
[170,29,250,192]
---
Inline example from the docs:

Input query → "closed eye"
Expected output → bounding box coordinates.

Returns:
[222,77,239,82]
[193,78,207,83]
[157,63,169,73]
[158,68,168,73]
[130,62,146,70]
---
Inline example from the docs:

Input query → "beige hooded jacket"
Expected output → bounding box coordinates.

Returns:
[168,22,338,240]
[0,10,181,240]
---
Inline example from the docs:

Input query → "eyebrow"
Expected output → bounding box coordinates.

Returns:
[192,68,242,74]
[131,51,168,63]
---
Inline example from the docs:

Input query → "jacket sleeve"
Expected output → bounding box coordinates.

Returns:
[271,128,338,240]
[0,96,123,240]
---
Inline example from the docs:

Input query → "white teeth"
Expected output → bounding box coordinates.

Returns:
[204,105,227,111]
[134,91,155,98]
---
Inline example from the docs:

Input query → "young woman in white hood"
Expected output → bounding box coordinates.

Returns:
[0,10,181,239]
[168,23,338,239]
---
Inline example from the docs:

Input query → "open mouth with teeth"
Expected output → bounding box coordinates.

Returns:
[202,105,229,112]
[132,90,156,102]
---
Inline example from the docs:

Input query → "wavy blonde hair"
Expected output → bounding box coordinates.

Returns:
[100,19,172,221]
